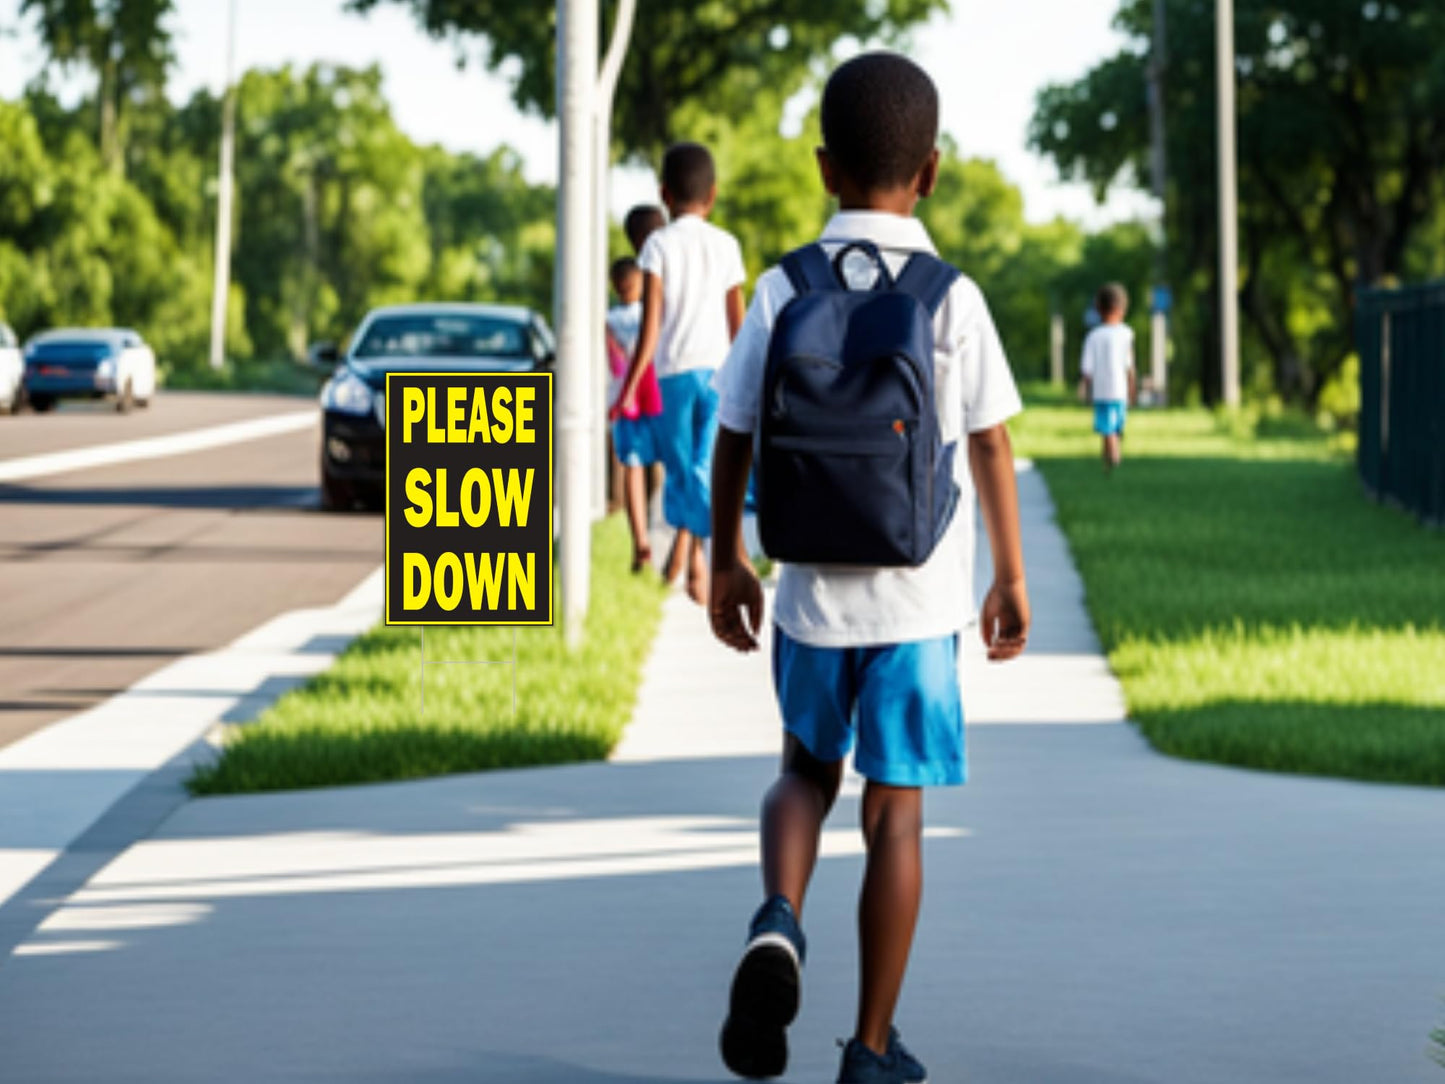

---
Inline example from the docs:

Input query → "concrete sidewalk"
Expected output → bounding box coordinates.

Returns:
[1,468,1442,1082]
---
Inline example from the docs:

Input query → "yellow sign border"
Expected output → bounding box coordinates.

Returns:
[383,370,555,627]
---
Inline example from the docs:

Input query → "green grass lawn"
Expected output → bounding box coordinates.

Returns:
[189,517,667,795]
[1010,390,1445,786]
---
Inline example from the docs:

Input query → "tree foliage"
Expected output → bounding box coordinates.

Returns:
[1031,0,1445,403]
[344,0,945,157]
[19,0,176,170]
[0,64,556,374]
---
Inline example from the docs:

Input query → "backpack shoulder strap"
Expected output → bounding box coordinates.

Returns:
[780,243,840,296]
[893,253,961,315]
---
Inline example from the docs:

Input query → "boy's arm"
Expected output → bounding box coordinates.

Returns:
[708,426,762,653]
[725,285,745,342]
[968,423,1029,662]
[1128,346,1138,405]
[614,271,663,413]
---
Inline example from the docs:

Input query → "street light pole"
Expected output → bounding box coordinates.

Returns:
[1217,0,1241,407]
[556,0,599,648]
[207,0,238,372]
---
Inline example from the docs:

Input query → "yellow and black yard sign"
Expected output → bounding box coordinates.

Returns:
[384,372,553,625]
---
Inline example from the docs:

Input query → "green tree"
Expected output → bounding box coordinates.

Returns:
[345,0,945,157]
[1030,0,1445,404]
[19,0,176,171]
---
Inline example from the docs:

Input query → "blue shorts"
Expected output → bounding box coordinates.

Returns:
[657,370,718,537]
[613,416,660,467]
[1094,400,1127,436]
[772,628,966,787]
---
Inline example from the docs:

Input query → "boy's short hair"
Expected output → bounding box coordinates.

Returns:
[660,143,716,206]
[610,256,639,292]
[821,52,939,193]
[623,204,667,254]
[1096,283,1129,317]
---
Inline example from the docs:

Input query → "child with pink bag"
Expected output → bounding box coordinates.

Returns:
[607,255,664,571]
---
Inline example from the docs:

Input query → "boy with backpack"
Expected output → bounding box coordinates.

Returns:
[708,53,1030,1084]
[613,145,746,604]
[1079,282,1136,473]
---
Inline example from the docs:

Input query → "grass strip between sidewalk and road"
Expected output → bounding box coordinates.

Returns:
[189,516,666,795]
[1010,388,1445,787]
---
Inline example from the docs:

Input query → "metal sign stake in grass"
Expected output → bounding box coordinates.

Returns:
[384,372,554,717]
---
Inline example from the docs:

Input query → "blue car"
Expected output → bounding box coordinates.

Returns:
[24,328,158,413]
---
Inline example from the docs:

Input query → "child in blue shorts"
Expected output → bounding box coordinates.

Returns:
[613,143,746,604]
[606,256,664,572]
[708,53,1031,1084]
[1079,283,1136,473]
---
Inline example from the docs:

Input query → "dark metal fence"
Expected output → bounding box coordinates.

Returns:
[1355,281,1445,526]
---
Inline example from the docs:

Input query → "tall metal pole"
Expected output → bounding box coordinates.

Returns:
[592,0,637,520]
[1217,0,1241,407]
[207,0,238,371]
[1148,0,1170,403]
[557,0,598,648]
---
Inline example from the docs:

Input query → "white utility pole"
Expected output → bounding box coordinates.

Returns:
[1217,0,1241,407]
[557,0,599,648]
[1148,0,1170,404]
[592,0,637,519]
[207,0,238,371]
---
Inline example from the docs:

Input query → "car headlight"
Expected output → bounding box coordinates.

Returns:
[321,369,373,415]
[97,358,115,378]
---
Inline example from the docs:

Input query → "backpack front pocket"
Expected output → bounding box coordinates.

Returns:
[760,425,915,565]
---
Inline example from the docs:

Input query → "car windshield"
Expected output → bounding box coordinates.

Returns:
[27,340,115,361]
[353,314,531,360]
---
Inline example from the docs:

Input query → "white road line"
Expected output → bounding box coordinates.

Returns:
[0,566,383,910]
[0,411,317,483]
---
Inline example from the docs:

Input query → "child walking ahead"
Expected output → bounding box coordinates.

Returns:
[613,144,746,604]
[708,53,1030,1084]
[1079,283,1136,473]
[605,256,663,571]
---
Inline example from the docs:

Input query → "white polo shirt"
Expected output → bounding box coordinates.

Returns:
[713,210,1022,649]
[637,213,747,378]
[1081,323,1134,402]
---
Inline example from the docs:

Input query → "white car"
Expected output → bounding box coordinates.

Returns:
[23,327,157,412]
[0,323,21,413]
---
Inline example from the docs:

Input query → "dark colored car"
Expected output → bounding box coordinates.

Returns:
[318,303,556,511]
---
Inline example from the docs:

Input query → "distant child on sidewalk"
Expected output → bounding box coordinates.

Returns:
[708,53,1030,1084]
[1079,283,1136,473]
[613,144,746,604]
[606,256,663,572]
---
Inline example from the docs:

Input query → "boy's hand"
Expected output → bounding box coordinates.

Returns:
[980,578,1029,661]
[709,562,763,653]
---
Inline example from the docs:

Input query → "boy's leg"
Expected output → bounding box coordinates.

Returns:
[656,375,697,584]
[763,735,844,912]
[685,371,720,602]
[856,782,924,1056]
[623,464,651,570]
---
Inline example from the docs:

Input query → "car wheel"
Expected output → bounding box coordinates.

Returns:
[116,378,134,414]
[29,394,55,413]
[320,462,354,512]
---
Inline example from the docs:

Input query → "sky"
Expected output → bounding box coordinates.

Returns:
[0,0,1156,227]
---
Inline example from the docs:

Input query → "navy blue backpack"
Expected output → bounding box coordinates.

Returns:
[755,240,960,567]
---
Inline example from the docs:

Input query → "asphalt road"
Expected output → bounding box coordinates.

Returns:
[0,393,382,749]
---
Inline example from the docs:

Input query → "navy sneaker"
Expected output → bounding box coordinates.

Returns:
[836,1037,903,1084]
[888,1028,928,1084]
[719,895,806,1079]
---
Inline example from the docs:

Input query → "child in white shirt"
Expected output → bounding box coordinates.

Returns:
[612,143,746,603]
[1079,283,1136,473]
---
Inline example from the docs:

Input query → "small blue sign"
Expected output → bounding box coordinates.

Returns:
[1152,285,1173,314]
